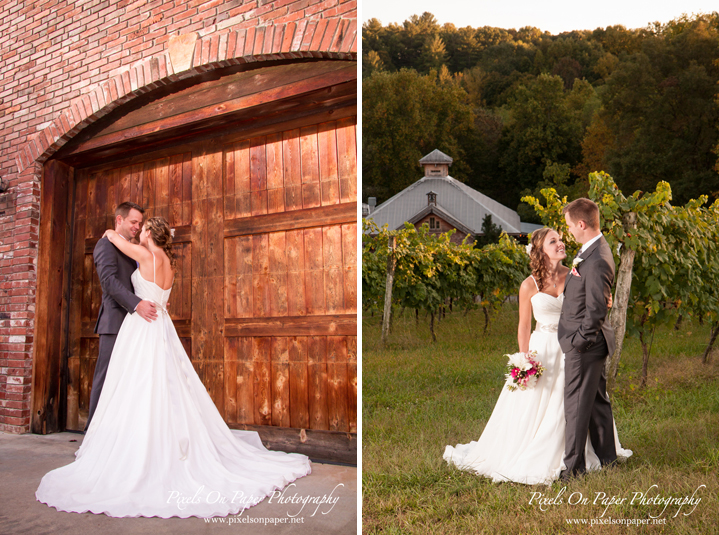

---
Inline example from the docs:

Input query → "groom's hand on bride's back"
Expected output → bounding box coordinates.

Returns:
[136,300,158,322]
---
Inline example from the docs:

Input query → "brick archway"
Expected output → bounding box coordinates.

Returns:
[16,20,356,174]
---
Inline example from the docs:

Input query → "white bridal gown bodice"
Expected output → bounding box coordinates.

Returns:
[443,286,632,485]
[36,264,311,518]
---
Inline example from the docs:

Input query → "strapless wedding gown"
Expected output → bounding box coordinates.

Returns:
[443,290,632,485]
[36,266,311,517]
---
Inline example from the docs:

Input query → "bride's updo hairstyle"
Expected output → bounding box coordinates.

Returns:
[529,227,556,292]
[144,216,176,269]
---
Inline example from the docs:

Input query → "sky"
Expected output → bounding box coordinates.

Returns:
[362,0,717,34]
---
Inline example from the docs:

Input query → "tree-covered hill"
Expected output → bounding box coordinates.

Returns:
[363,12,719,218]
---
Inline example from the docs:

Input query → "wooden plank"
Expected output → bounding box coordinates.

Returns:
[62,103,356,172]
[224,202,355,238]
[67,63,357,156]
[304,227,325,315]
[235,236,253,318]
[169,153,184,227]
[270,337,290,428]
[223,148,236,220]
[327,336,349,432]
[252,234,270,318]
[289,336,309,429]
[300,125,320,209]
[323,225,344,314]
[336,118,356,203]
[94,171,107,237]
[286,229,306,317]
[32,159,71,433]
[347,336,357,433]
[130,163,144,206]
[191,157,208,363]
[227,423,357,465]
[236,337,254,424]
[142,160,155,214]
[66,170,87,431]
[106,168,117,229]
[85,173,97,239]
[181,243,192,321]
[250,137,268,216]
[66,356,80,430]
[267,231,288,317]
[283,129,302,211]
[181,153,192,225]
[79,338,91,416]
[118,165,131,205]
[253,337,272,426]
[318,121,340,205]
[155,157,170,220]
[81,255,93,325]
[265,133,284,214]
[224,337,238,424]
[307,336,329,430]
[224,236,238,318]
[223,314,356,337]
[234,140,251,218]
[342,222,358,314]
[93,62,354,136]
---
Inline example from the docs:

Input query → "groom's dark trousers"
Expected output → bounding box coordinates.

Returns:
[558,236,617,477]
[85,237,141,431]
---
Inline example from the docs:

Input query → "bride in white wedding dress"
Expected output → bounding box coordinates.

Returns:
[36,217,311,517]
[443,228,631,485]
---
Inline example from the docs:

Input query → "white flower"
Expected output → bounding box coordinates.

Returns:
[524,376,538,389]
[170,228,176,238]
[506,352,525,369]
[572,257,584,267]
[525,243,533,255]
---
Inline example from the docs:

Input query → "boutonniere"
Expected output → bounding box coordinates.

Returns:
[572,257,584,267]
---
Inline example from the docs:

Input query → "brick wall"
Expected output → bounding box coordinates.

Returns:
[0,0,357,433]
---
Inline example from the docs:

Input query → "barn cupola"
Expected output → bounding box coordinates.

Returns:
[426,190,437,206]
[419,149,453,177]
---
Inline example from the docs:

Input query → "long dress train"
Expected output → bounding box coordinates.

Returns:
[36,261,311,517]
[443,285,631,485]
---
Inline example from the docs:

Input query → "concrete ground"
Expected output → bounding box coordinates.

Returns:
[0,432,357,535]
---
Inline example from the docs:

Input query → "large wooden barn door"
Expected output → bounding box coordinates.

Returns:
[64,118,357,460]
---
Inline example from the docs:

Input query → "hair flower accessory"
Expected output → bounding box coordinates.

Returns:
[170,228,175,238]
[525,243,532,255]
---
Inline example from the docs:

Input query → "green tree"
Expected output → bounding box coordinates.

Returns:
[498,74,595,208]
[473,214,502,248]
[594,15,719,205]
[362,69,475,203]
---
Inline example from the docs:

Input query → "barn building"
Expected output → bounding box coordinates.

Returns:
[365,149,539,244]
[0,0,357,463]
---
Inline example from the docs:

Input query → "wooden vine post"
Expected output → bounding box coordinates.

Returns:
[606,211,637,390]
[381,236,397,345]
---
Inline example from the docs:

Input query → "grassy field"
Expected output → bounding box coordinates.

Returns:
[362,305,719,534]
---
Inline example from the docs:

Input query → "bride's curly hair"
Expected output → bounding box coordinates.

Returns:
[529,227,558,291]
[144,216,176,269]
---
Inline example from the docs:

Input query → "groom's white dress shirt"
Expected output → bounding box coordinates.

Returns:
[580,233,602,255]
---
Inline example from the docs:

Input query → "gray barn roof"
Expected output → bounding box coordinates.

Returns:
[419,149,453,166]
[366,174,522,234]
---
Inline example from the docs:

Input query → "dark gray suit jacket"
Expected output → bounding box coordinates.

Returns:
[93,237,142,335]
[558,235,616,360]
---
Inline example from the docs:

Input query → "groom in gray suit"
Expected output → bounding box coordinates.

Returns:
[558,198,617,479]
[85,201,157,431]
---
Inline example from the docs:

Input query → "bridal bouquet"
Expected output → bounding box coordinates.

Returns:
[504,350,545,391]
